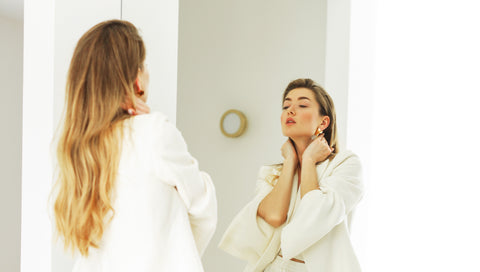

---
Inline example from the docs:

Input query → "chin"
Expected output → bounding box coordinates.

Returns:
[282,127,311,139]
[282,130,294,138]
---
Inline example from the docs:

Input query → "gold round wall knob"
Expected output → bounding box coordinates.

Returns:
[220,109,247,138]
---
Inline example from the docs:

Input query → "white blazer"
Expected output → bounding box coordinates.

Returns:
[218,150,364,272]
[72,112,217,272]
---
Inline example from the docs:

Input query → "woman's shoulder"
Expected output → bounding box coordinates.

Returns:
[321,149,361,172]
[125,112,185,149]
[331,150,359,163]
[258,164,283,176]
[128,112,180,137]
[130,111,169,128]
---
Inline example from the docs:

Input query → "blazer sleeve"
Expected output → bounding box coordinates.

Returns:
[218,166,277,264]
[151,113,217,256]
[280,152,364,260]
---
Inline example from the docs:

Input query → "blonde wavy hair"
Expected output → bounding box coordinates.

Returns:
[266,78,339,186]
[53,20,145,256]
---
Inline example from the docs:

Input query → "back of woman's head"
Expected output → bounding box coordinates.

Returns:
[283,78,339,154]
[66,19,145,130]
[54,20,145,256]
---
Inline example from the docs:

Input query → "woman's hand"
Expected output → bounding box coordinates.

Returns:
[281,138,298,166]
[121,96,151,115]
[303,135,333,164]
[133,97,150,115]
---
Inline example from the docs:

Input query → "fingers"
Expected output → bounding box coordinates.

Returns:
[311,134,327,145]
[281,138,298,162]
[135,99,151,115]
[311,134,331,153]
[319,135,329,145]
[123,97,150,116]
[318,136,333,153]
[120,102,137,115]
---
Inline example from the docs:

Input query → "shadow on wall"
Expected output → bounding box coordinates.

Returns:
[0,14,23,272]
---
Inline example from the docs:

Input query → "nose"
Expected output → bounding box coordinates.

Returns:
[288,107,295,116]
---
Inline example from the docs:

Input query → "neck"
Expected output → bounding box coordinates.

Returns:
[290,137,311,166]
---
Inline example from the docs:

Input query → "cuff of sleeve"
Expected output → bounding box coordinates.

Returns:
[218,193,274,263]
[281,190,324,259]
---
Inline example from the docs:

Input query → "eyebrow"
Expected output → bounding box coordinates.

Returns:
[284,96,311,102]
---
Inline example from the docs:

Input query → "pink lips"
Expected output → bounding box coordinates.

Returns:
[286,117,296,125]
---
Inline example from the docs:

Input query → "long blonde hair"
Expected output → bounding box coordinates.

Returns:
[53,20,145,256]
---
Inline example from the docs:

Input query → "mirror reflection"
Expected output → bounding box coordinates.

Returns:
[6,0,480,271]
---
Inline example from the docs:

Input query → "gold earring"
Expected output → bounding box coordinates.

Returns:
[316,127,323,136]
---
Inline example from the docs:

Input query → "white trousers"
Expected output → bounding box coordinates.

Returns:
[263,256,308,272]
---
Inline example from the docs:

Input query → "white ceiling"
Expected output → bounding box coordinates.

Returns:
[0,0,23,21]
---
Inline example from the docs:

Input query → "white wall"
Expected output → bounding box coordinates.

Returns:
[345,0,376,267]
[22,0,54,270]
[0,14,23,272]
[177,1,329,271]
[367,1,480,271]
[122,0,179,123]
[324,0,351,148]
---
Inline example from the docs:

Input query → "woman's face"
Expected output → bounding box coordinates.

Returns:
[281,88,323,139]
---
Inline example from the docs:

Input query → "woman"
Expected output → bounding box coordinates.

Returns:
[219,78,364,272]
[52,20,217,272]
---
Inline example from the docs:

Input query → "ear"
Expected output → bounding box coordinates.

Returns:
[134,77,141,90]
[134,78,144,96]
[319,116,330,131]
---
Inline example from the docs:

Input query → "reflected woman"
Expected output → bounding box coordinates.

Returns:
[52,20,216,272]
[219,78,364,272]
